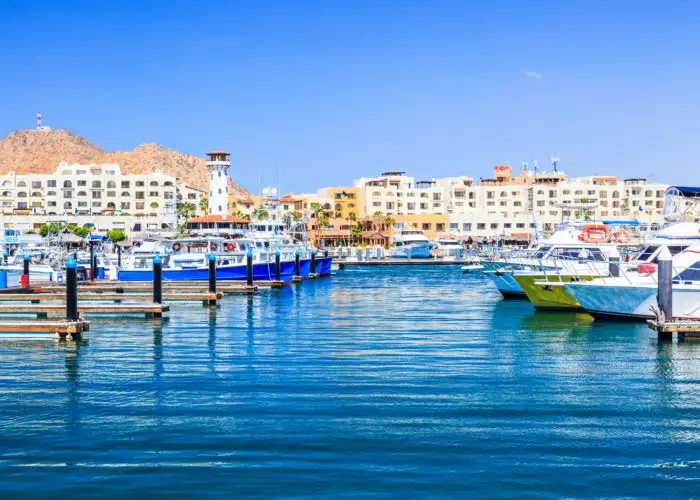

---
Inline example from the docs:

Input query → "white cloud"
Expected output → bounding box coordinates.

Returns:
[524,71,543,79]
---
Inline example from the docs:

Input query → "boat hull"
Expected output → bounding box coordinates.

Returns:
[389,243,433,259]
[485,271,528,299]
[564,282,700,321]
[514,274,597,311]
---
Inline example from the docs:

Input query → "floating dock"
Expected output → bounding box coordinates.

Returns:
[0,319,89,336]
[0,303,169,317]
[647,319,700,339]
[0,292,221,302]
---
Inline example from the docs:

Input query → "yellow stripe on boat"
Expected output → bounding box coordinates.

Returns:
[513,274,597,311]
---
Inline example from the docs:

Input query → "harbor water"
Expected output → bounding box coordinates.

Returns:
[2,267,700,497]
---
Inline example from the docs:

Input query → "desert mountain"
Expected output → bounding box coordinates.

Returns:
[0,129,251,197]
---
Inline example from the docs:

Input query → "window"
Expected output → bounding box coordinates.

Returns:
[48,201,57,207]
[121,202,131,209]
[462,223,471,232]
[17,191,27,198]
[31,181,42,189]
[504,223,511,228]
[63,180,72,188]
[135,202,145,210]
[92,201,101,208]
[30,191,41,197]
[436,223,445,231]
[136,192,145,200]
[420,203,428,210]
[92,191,102,199]
[77,191,87,197]
[164,192,174,200]
[150,181,158,187]
[136,181,145,187]
[47,190,56,196]
[477,223,485,230]
[17,181,26,187]
[77,180,87,187]
[422,223,432,230]
[47,180,56,188]
[78,201,88,207]
[149,191,159,197]
[188,193,197,200]
[107,191,116,197]
[490,223,498,229]
[121,181,131,188]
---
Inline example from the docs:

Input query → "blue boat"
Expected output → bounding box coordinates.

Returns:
[118,260,296,282]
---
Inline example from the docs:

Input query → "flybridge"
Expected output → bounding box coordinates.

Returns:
[663,186,700,222]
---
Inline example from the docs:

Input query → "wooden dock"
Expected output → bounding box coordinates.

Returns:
[0,319,89,336]
[648,319,700,338]
[33,284,260,295]
[0,292,221,302]
[0,303,169,317]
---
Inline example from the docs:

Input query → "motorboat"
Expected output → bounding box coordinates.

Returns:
[433,238,464,260]
[389,229,436,259]
[563,244,700,321]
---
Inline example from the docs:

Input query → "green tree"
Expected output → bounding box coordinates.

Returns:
[39,223,63,237]
[176,202,197,220]
[150,202,159,211]
[350,223,362,245]
[106,229,126,243]
[347,211,358,223]
[199,195,209,214]
[253,205,269,220]
[384,215,396,232]
[373,210,383,217]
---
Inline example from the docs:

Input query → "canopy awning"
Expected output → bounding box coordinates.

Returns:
[666,186,700,197]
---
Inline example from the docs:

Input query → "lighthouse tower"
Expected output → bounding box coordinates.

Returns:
[206,150,230,215]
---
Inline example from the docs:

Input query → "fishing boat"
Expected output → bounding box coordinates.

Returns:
[389,228,436,259]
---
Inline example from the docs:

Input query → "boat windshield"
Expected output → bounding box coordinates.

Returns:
[534,246,551,259]
[548,247,607,261]
[636,245,658,262]
[674,261,700,281]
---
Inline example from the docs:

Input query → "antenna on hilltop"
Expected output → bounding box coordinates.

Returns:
[533,160,538,175]
[521,162,528,174]
[36,111,42,129]
[551,154,560,173]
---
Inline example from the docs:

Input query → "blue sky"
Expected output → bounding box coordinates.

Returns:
[1,0,699,193]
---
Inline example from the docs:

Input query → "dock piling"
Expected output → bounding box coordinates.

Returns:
[153,254,163,317]
[117,245,122,267]
[21,254,30,288]
[275,250,281,282]
[89,240,96,279]
[66,257,78,321]
[208,253,217,305]
[657,248,673,340]
[3,250,7,266]
[247,249,254,287]
[294,249,301,279]
[311,249,316,274]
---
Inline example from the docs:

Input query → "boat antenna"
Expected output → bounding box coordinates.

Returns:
[551,155,560,173]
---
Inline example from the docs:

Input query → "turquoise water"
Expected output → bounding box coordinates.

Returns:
[1,267,700,498]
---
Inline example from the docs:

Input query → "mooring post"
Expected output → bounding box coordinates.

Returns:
[609,255,620,277]
[89,240,96,279]
[2,250,7,266]
[208,253,217,305]
[93,253,99,280]
[117,245,122,267]
[324,248,329,259]
[657,247,673,316]
[275,249,281,282]
[246,249,254,287]
[66,257,78,322]
[294,249,301,279]
[22,254,30,288]
[153,253,163,306]
[311,249,317,274]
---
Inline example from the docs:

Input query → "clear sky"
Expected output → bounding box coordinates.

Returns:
[1,0,699,193]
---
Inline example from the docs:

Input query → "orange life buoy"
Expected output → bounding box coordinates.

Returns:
[226,243,235,252]
[612,228,631,244]
[171,242,182,252]
[581,224,610,244]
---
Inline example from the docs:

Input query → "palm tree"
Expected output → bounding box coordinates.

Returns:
[347,211,358,223]
[199,195,209,214]
[373,210,383,217]
[253,205,269,220]
[384,215,395,232]
[350,223,362,245]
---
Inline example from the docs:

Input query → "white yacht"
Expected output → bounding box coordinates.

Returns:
[563,243,700,320]
[433,238,464,260]
[389,229,436,259]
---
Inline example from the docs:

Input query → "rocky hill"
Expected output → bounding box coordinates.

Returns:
[0,129,251,197]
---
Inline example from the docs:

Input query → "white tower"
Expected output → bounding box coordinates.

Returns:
[206,150,230,215]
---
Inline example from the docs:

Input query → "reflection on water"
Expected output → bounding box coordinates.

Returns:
[0,267,699,497]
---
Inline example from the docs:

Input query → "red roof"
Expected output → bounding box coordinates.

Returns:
[187,215,248,223]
